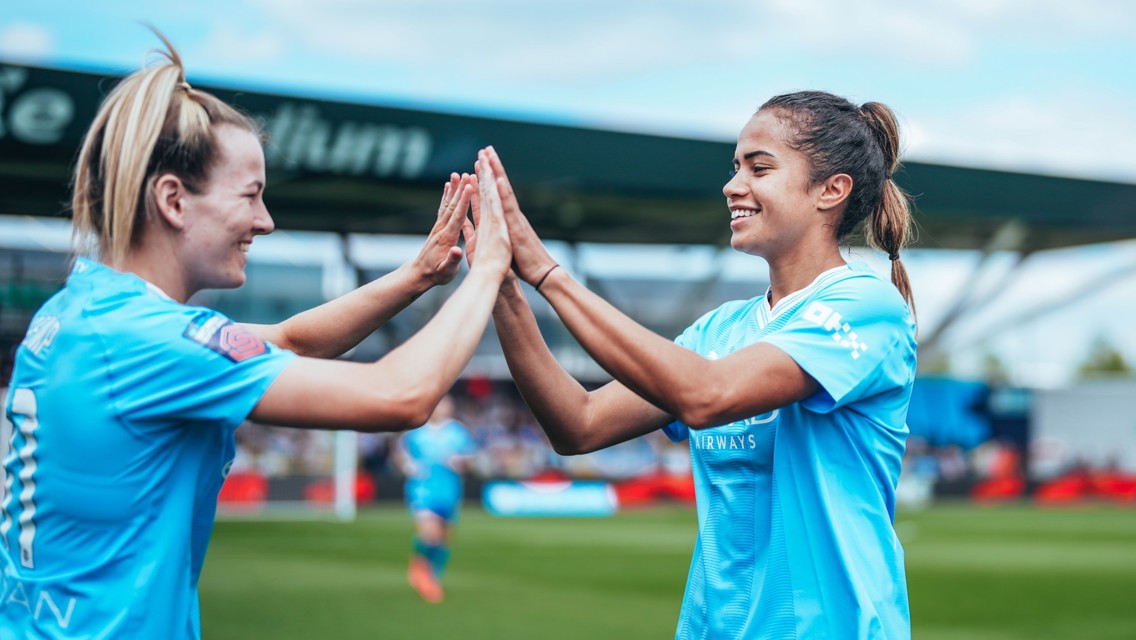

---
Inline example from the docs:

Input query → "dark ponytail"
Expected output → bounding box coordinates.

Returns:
[759,92,916,319]
[859,102,916,317]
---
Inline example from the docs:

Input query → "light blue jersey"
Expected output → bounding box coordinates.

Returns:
[401,420,476,521]
[1,259,295,639]
[664,262,916,640]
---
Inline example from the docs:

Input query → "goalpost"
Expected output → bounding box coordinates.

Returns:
[218,426,358,521]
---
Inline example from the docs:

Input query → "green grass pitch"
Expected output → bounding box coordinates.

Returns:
[200,504,1136,639]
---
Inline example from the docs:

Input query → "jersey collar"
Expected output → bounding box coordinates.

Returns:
[758,263,851,325]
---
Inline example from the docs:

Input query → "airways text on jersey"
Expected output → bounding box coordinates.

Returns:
[690,410,779,451]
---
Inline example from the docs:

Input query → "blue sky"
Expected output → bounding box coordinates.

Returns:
[3,0,1135,181]
[1,1,1135,384]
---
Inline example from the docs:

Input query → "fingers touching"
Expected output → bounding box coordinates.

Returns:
[476,147,557,287]
[450,147,557,287]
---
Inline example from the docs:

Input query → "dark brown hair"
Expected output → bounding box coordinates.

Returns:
[760,91,916,316]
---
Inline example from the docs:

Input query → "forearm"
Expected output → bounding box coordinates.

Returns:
[377,267,503,419]
[535,268,714,425]
[261,263,431,359]
[492,281,597,450]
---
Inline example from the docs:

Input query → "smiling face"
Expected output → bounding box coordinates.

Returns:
[723,110,828,260]
[178,124,274,293]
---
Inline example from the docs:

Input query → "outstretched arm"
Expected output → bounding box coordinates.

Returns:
[250,163,514,432]
[462,164,672,454]
[480,147,818,430]
[243,173,470,359]
[492,278,674,453]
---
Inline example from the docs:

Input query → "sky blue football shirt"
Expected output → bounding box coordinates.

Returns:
[401,420,476,521]
[663,262,917,640]
[1,258,295,639]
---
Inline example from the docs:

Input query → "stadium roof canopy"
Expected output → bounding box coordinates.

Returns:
[3,62,1135,252]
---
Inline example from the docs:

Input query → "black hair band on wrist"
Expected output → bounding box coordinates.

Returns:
[534,264,560,292]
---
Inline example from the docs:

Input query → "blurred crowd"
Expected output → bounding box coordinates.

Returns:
[3,368,1128,507]
[231,378,692,487]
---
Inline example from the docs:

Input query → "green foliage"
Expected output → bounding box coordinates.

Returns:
[918,352,953,375]
[981,351,1010,384]
[200,505,1136,639]
[1078,337,1133,378]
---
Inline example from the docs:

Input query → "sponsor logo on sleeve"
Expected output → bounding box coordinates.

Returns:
[803,301,868,359]
[21,315,60,357]
[182,313,268,363]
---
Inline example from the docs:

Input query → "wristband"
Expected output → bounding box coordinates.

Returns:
[534,264,560,292]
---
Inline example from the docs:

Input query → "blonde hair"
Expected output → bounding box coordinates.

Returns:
[71,27,258,263]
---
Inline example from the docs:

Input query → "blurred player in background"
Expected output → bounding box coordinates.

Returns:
[394,394,476,603]
[0,30,512,638]
[471,90,918,638]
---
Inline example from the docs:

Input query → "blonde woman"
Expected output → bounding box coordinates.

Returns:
[0,32,511,638]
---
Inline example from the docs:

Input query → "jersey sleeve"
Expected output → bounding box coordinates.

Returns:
[760,276,914,413]
[102,306,297,431]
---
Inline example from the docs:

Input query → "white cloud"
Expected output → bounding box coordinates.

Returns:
[191,23,286,65]
[242,0,987,80]
[66,0,1130,182]
[0,22,54,62]
[950,0,1136,37]
[245,0,731,81]
[756,0,976,66]
[905,94,1136,181]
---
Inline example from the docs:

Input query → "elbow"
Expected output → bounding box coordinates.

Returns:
[549,436,596,457]
[674,388,726,431]
[398,404,434,432]
[677,410,715,431]
[679,397,781,432]
[549,440,578,456]
[544,420,604,456]
[397,392,435,431]
[546,405,606,456]
[358,388,435,433]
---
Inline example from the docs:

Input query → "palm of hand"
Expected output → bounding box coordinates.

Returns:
[416,173,470,285]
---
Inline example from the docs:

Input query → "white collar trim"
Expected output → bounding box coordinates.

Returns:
[760,263,850,322]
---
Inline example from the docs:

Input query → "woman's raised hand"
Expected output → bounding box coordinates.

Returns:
[478,147,559,288]
[411,172,470,286]
[467,150,514,279]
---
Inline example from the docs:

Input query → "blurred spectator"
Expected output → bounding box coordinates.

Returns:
[232,421,334,477]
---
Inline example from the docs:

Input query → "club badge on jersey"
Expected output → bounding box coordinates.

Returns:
[182,312,267,363]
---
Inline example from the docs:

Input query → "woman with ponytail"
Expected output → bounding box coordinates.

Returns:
[1,31,512,637]
[470,90,917,639]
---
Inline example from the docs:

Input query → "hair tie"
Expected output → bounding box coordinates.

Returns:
[535,264,560,292]
[888,253,900,261]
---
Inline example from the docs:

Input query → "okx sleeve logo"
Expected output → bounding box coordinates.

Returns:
[184,313,268,363]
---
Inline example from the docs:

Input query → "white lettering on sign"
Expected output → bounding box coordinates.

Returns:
[0,67,75,145]
[262,103,432,179]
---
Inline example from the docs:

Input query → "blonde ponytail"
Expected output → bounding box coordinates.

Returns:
[71,27,257,264]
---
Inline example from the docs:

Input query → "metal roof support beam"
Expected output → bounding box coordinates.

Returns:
[950,255,1136,355]
[919,220,1033,363]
